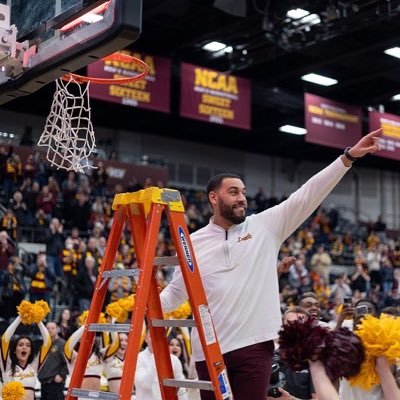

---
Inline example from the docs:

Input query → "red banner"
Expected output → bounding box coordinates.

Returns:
[369,110,400,160]
[305,93,362,149]
[180,62,251,130]
[87,51,171,113]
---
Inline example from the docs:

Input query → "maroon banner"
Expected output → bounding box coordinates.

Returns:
[369,110,400,160]
[87,51,171,113]
[180,62,251,130]
[305,93,362,149]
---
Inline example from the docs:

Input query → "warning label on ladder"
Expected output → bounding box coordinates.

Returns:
[198,304,216,345]
[218,369,233,399]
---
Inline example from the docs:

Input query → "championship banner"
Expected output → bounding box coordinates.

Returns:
[180,62,251,130]
[369,110,400,160]
[305,93,362,149]
[88,51,171,113]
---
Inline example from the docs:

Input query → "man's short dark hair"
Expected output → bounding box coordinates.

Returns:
[206,173,242,198]
[297,292,318,305]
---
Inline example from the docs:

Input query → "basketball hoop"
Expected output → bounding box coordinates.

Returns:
[38,52,149,173]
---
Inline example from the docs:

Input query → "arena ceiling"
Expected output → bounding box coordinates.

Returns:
[4,0,400,171]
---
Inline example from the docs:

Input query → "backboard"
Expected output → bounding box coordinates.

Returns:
[0,0,142,105]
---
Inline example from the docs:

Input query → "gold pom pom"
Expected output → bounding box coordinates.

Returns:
[78,311,108,326]
[118,294,135,312]
[2,381,26,400]
[106,302,128,323]
[17,300,51,325]
[349,314,400,390]
[164,300,192,320]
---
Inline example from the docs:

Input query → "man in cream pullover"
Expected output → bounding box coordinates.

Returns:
[161,129,382,400]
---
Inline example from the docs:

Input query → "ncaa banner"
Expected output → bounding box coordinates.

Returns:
[180,62,251,130]
[305,93,362,149]
[88,51,171,113]
[369,110,400,161]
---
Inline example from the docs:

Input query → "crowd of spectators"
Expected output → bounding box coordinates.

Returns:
[0,146,399,327]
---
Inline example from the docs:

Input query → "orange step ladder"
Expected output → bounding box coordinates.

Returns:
[66,187,233,400]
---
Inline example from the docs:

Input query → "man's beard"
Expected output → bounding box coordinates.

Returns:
[218,199,246,225]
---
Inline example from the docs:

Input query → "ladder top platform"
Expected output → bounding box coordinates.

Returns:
[112,187,185,213]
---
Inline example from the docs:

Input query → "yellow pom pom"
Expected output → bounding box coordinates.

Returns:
[79,310,108,326]
[118,294,135,312]
[2,381,26,400]
[106,302,128,323]
[349,314,400,390]
[164,300,192,320]
[35,300,51,318]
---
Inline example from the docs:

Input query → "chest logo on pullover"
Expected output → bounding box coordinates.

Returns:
[237,233,252,242]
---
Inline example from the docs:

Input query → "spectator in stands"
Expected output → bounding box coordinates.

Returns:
[92,160,108,196]
[20,178,40,226]
[0,256,27,321]
[373,215,387,232]
[0,145,12,185]
[161,129,382,400]
[330,235,345,264]
[367,244,382,288]
[45,218,64,277]
[4,153,22,196]
[380,255,394,294]
[254,186,268,213]
[331,273,352,304]
[310,244,332,284]
[351,263,371,296]
[38,321,69,400]
[70,191,91,231]
[288,257,311,292]
[36,185,56,219]
[29,253,56,303]
[0,230,15,275]
[1,208,17,239]
[57,308,75,340]
[384,281,400,308]
[23,154,36,180]
[11,190,27,228]
[74,255,97,311]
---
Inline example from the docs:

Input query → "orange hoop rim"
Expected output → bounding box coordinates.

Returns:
[61,52,149,84]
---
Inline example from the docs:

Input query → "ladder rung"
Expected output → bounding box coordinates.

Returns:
[163,379,214,391]
[102,269,140,278]
[152,319,196,328]
[154,256,178,266]
[88,323,131,332]
[71,389,119,399]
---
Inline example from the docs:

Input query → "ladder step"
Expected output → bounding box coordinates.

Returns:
[163,379,214,391]
[71,389,119,399]
[154,256,178,266]
[102,269,140,278]
[152,319,196,328]
[88,323,130,332]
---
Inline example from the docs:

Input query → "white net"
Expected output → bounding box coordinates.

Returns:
[38,76,96,173]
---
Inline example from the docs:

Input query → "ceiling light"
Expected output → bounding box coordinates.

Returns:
[224,46,233,53]
[287,8,310,19]
[391,94,400,101]
[301,73,338,86]
[384,47,400,59]
[299,13,321,25]
[202,41,227,52]
[279,125,307,135]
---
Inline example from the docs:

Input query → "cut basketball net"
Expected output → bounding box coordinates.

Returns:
[38,52,149,172]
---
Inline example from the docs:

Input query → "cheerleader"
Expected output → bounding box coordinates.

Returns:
[0,316,51,400]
